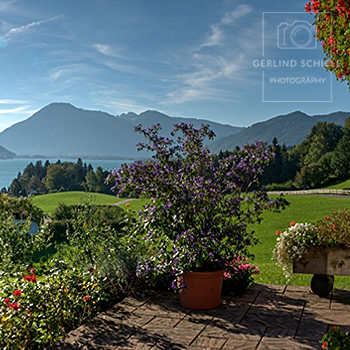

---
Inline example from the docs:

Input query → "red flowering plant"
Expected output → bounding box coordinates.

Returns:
[305,0,350,87]
[273,208,350,279]
[0,263,109,349]
[320,325,350,349]
[221,254,260,297]
[108,123,288,291]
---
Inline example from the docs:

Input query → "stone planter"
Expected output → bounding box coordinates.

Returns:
[293,246,350,297]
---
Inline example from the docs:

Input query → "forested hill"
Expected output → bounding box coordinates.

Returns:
[209,111,350,152]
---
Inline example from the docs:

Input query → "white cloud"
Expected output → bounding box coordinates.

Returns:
[3,16,62,41]
[0,99,27,105]
[221,4,253,25]
[0,106,28,114]
[93,43,125,59]
[165,4,261,105]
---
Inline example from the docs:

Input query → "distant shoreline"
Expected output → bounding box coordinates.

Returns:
[0,155,147,161]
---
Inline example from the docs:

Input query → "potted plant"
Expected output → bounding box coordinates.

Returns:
[108,123,288,309]
[273,208,350,297]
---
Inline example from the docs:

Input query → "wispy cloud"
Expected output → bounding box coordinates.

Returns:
[0,99,27,105]
[164,3,260,105]
[0,106,29,115]
[3,16,62,41]
[93,44,125,59]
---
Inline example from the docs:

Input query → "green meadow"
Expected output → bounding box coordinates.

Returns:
[32,191,350,290]
[250,194,350,289]
[31,191,120,215]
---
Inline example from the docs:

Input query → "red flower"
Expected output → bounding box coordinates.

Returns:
[83,295,91,302]
[24,275,37,283]
[13,289,22,297]
[332,224,336,229]
[324,216,330,220]
[290,221,296,227]
[126,202,130,207]
[8,302,19,311]
[322,341,327,349]
[276,230,282,235]
[3,298,9,303]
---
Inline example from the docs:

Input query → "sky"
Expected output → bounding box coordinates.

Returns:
[0,0,349,132]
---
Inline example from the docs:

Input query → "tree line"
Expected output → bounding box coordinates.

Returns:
[5,158,113,197]
[260,117,350,189]
[5,117,350,197]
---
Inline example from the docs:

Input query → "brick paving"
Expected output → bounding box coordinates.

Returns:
[47,283,350,349]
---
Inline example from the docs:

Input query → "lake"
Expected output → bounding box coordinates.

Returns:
[0,158,134,190]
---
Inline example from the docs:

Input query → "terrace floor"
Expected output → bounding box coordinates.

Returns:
[47,283,350,349]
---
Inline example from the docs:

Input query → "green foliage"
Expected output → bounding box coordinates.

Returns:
[55,197,141,296]
[7,158,113,197]
[321,326,350,350]
[0,264,110,349]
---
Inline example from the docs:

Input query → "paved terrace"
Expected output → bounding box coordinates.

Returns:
[47,283,350,350]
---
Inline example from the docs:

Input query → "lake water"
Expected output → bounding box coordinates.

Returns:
[0,158,134,190]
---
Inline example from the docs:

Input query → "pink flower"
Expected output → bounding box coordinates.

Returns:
[83,295,91,302]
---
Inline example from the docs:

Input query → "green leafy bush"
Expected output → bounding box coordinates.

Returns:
[0,264,110,349]
[321,326,350,349]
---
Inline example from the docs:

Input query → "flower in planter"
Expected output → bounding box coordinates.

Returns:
[273,208,350,279]
[109,123,288,290]
[222,255,259,296]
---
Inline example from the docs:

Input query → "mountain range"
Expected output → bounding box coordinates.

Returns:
[0,103,243,158]
[0,103,348,158]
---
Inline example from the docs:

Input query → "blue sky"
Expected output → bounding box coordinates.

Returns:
[0,0,349,131]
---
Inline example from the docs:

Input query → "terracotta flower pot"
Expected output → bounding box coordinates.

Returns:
[179,270,224,309]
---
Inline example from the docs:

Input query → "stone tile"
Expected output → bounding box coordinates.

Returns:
[133,298,190,318]
[258,337,319,349]
[231,289,259,303]
[222,334,261,349]
[240,309,300,335]
[304,308,350,327]
[191,334,228,348]
[249,283,286,294]
[284,285,311,293]
[253,292,305,310]
[295,318,328,341]
[264,327,295,339]
[143,316,180,329]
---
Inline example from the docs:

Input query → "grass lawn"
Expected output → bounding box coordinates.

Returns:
[31,191,120,214]
[250,194,350,290]
[326,178,350,189]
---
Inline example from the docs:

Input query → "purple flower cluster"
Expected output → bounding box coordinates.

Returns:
[109,123,288,290]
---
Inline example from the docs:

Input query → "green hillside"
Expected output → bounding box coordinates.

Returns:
[31,191,119,214]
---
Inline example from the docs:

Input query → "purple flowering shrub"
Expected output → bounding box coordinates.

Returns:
[108,123,288,290]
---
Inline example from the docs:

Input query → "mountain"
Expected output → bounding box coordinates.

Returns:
[0,145,16,159]
[0,103,243,158]
[209,111,350,153]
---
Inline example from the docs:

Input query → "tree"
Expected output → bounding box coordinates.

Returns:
[44,164,69,192]
[305,0,350,86]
